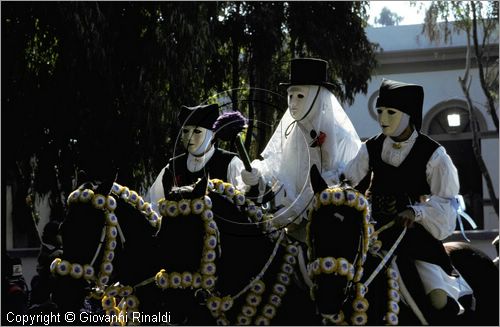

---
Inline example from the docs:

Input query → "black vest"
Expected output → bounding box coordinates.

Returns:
[168,148,238,186]
[366,133,439,217]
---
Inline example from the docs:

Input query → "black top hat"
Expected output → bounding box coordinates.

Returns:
[178,103,219,130]
[375,79,424,131]
[280,58,335,89]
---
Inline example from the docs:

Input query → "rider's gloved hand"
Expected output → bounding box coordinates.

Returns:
[396,208,416,228]
[241,168,261,186]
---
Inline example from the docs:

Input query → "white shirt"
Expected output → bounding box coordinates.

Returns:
[343,130,459,240]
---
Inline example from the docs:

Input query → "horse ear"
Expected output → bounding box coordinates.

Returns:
[162,168,174,197]
[310,164,328,194]
[193,176,208,198]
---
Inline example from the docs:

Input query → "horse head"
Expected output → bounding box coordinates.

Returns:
[153,169,320,325]
[52,170,160,320]
[307,165,373,325]
[50,170,119,313]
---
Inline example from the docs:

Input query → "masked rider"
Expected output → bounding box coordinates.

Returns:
[147,103,246,210]
[343,79,473,323]
[241,58,361,242]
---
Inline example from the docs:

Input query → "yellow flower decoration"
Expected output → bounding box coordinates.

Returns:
[119,286,133,297]
[101,295,116,310]
[388,278,399,290]
[178,199,191,215]
[262,304,277,319]
[50,258,62,273]
[319,190,331,206]
[337,258,350,276]
[128,191,139,205]
[101,261,113,275]
[107,239,117,251]
[106,196,117,211]
[169,272,182,288]
[241,305,256,317]
[388,289,400,302]
[351,312,368,325]
[155,270,169,289]
[203,196,213,209]
[92,194,107,209]
[106,212,118,226]
[126,295,139,309]
[237,314,251,325]
[79,189,94,202]
[56,260,71,276]
[388,300,400,314]
[220,296,233,312]
[385,312,399,325]
[67,190,81,204]
[352,297,369,312]
[246,292,262,307]
[320,257,337,274]
[272,283,287,296]
[192,273,202,288]
[207,297,221,311]
[105,286,119,297]
[70,263,83,279]
[107,226,118,239]
[202,275,216,289]
[181,272,193,288]
[83,264,95,280]
[252,280,266,294]
[98,274,110,286]
[165,201,179,217]
[254,316,270,325]
[191,198,205,215]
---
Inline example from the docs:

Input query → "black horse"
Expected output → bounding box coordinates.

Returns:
[50,178,160,323]
[149,171,321,325]
[307,165,498,325]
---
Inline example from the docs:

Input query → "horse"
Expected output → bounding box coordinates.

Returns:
[147,171,321,325]
[50,177,161,323]
[306,164,498,325]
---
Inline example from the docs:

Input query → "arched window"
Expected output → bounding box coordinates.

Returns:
[423,100,487,229]
[422,99,487,137]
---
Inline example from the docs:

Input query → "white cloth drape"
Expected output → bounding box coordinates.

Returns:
[253,86,361,228]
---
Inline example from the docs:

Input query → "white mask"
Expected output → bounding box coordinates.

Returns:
[181,125,214,155]
[287,85,319,121]
[377,107,410,137]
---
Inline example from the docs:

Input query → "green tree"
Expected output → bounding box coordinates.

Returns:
[374,6,404,26]
[3,2,378,243]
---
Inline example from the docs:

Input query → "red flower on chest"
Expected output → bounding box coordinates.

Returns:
[310,131,327,148]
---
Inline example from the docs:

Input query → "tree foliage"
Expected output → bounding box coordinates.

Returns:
[2,2,377,232]
[421,0,498,216]
[374,6,404,26]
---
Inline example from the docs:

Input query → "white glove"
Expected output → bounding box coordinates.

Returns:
[241,168,261,186]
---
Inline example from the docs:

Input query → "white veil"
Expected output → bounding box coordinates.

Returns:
[255,86,361,225]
